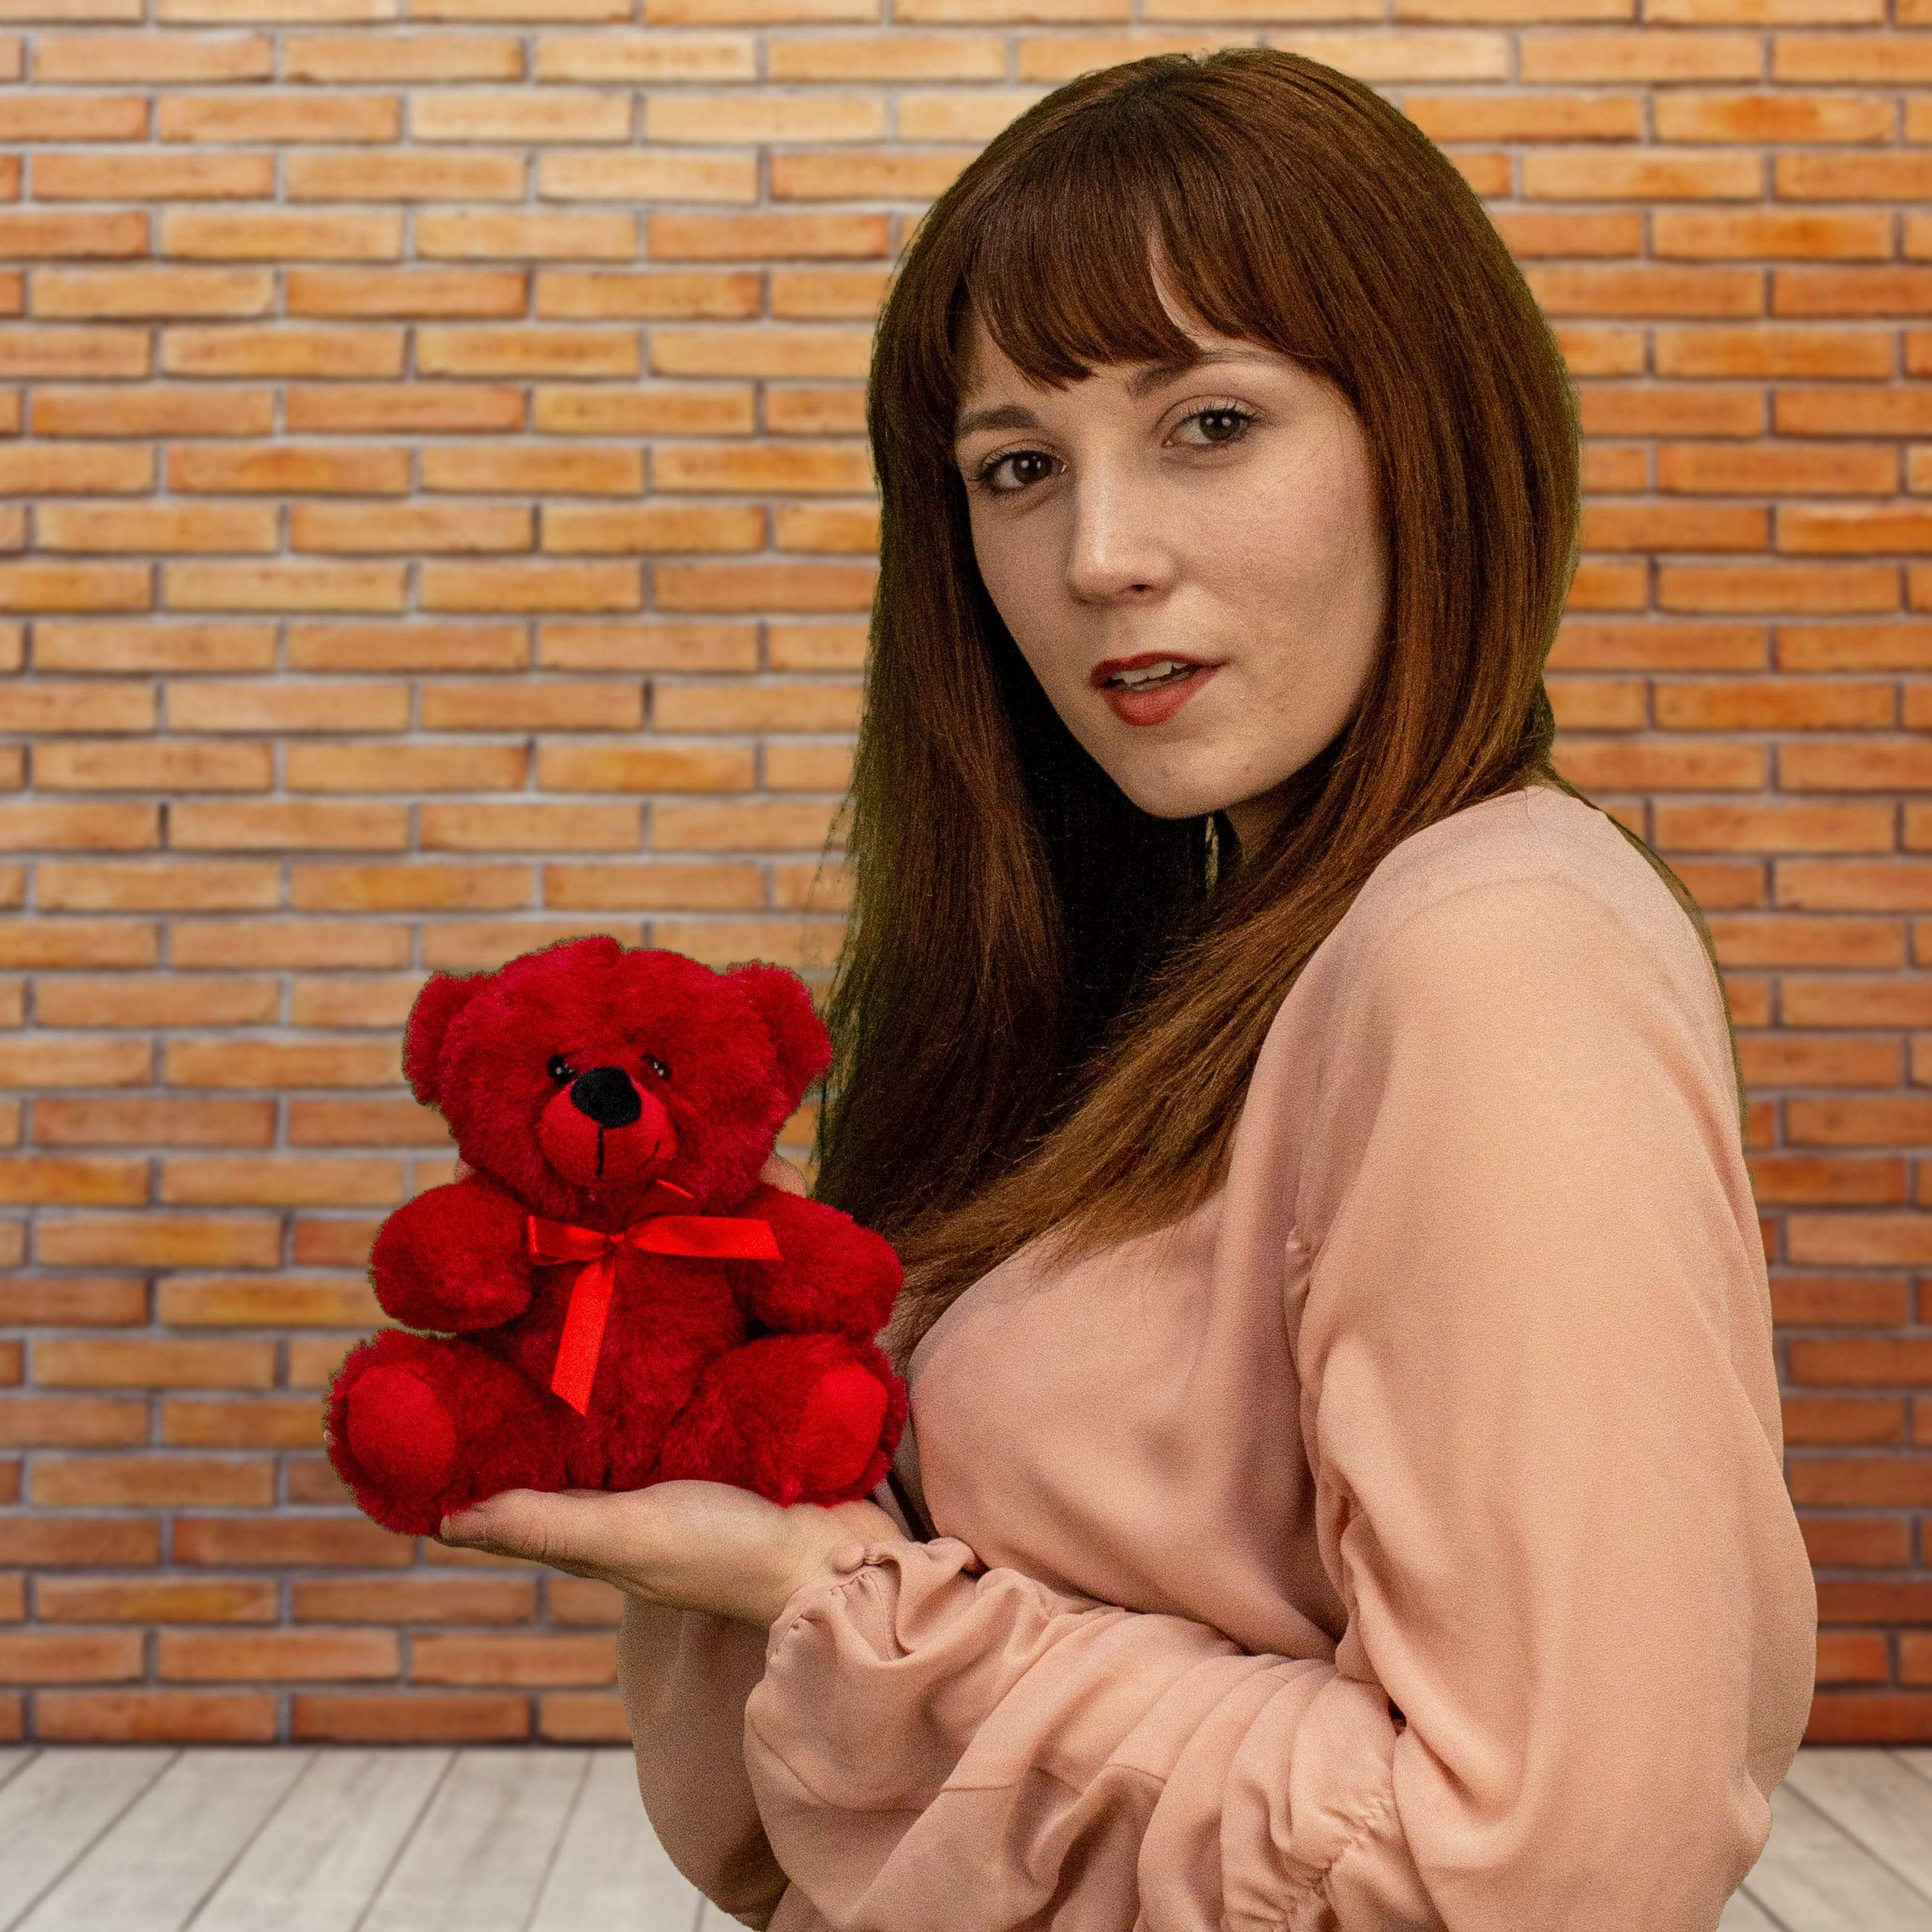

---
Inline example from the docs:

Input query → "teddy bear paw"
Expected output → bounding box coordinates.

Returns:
[344,1364,458,1498]
[793,1361,890,1497]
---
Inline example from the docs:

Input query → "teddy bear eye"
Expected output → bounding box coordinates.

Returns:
[546,1053,575,1083]
[643,1053,671,1082]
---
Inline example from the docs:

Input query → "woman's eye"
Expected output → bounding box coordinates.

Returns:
[966,403,1260,499]
[547,1053,575,1082]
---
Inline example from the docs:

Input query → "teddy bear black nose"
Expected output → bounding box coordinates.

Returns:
[568,1065,642,1128]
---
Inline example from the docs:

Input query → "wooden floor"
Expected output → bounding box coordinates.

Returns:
[0,1743,1927,1929]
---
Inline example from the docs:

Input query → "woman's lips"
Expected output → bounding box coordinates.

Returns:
[1101,662,1220,727]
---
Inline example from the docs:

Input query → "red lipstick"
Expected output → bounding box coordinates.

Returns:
[1092,653,1221,727]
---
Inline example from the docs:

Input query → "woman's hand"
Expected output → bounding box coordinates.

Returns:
[437,1480,907,1630]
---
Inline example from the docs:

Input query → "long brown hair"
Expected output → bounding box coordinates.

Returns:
[798,45,1747,1381]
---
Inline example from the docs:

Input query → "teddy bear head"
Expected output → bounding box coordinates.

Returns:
[399,936,832,1221]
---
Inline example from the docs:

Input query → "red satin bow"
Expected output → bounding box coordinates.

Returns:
[525,1180,781,1414]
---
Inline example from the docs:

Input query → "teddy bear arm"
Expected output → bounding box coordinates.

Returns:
[736,1191,903,1337]
[368,1175,535,1331]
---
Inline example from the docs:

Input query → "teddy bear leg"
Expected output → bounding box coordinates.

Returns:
[325,1327,567,1539]
[656,1331,906,1508]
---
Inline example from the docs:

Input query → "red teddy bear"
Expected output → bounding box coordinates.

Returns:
[323,934,908,1538]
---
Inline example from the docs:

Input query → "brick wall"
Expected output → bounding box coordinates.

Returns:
[1,4,1925,1744]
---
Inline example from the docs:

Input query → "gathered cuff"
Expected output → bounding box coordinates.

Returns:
[764,1534,982,1662]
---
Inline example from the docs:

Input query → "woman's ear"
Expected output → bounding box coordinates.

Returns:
[400,968,482,1109]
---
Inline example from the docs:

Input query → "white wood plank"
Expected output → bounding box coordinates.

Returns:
[358,1747,589,1932]
[1741,1776,1932,1930]
[1777,1745,1932,1895]
[183,1749,453,1932]
[0,1748,177,1931]
[0,1751,34,1797]
[12,1749,311,1932]
[527,1749,704,1932]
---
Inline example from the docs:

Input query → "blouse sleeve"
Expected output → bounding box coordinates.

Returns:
[739,871,1819,1932]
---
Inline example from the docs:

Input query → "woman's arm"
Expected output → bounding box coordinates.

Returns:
[618,1594,790,1930]
[734,873,1818,1931]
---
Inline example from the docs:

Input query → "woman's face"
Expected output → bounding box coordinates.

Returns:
[952,281,1391,856]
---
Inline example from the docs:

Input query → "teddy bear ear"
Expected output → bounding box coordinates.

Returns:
[401,969,483,1111]
[726,961,834,1103]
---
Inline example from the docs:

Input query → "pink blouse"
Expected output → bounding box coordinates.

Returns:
[617,783,1819,1931]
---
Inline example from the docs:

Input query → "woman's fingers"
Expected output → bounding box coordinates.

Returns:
[759,1151,809,1195]
[440,1488,618,1576]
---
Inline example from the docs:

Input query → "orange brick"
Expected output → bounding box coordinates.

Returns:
[164,1037,402,1087]
[419,678,642,732]
[166,680,409,733]
[159,1274,377,1328]
[167,800,410,850]
[286,1097,448,1136]
[285,621,528,673]
[35,860,281,909]
[0,802,159,850]
[167,918,413,969]
[38,1576,279,1622]
[286,1213,377,1275]
[32,1096,275,1146]
[281,32,525,83]
[293,1575,538,1621]
[418,558,641,610]
[283,744,528,791]
[32,32,273,83]
[32,741,276,791]
[30,1454,275,1507]
[0,681,156,731]
[162,1395,354,1446]
[0,923,155,973]
[0,1398,150,1447]
[287,862,532,912]
[156,93,400,145]
[158,1155,403,1207]
[0,1157,149,1206]
[0,1036,153,1087]
[34,1214,280,1269]
[409,1630,616,1684]
[0,444,157,493]
[417,801,641,850]
[423,915,641,966]
[533,741,752,793]
[286,978,418,1028]
[0,1274,147,1325]
[169,442,412,494]
[32,153,273,202]
[37,980,271,1036]
[35,626,276,679]
[0,1629,145,1682]
[35,1337,277,1389]
[159,1628,398,1679]
[37,1691,279,1740]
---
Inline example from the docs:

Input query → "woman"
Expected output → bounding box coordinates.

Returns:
[442,47,1818,1930]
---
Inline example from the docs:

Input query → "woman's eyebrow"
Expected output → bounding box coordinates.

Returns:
[952,348,1278,446]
